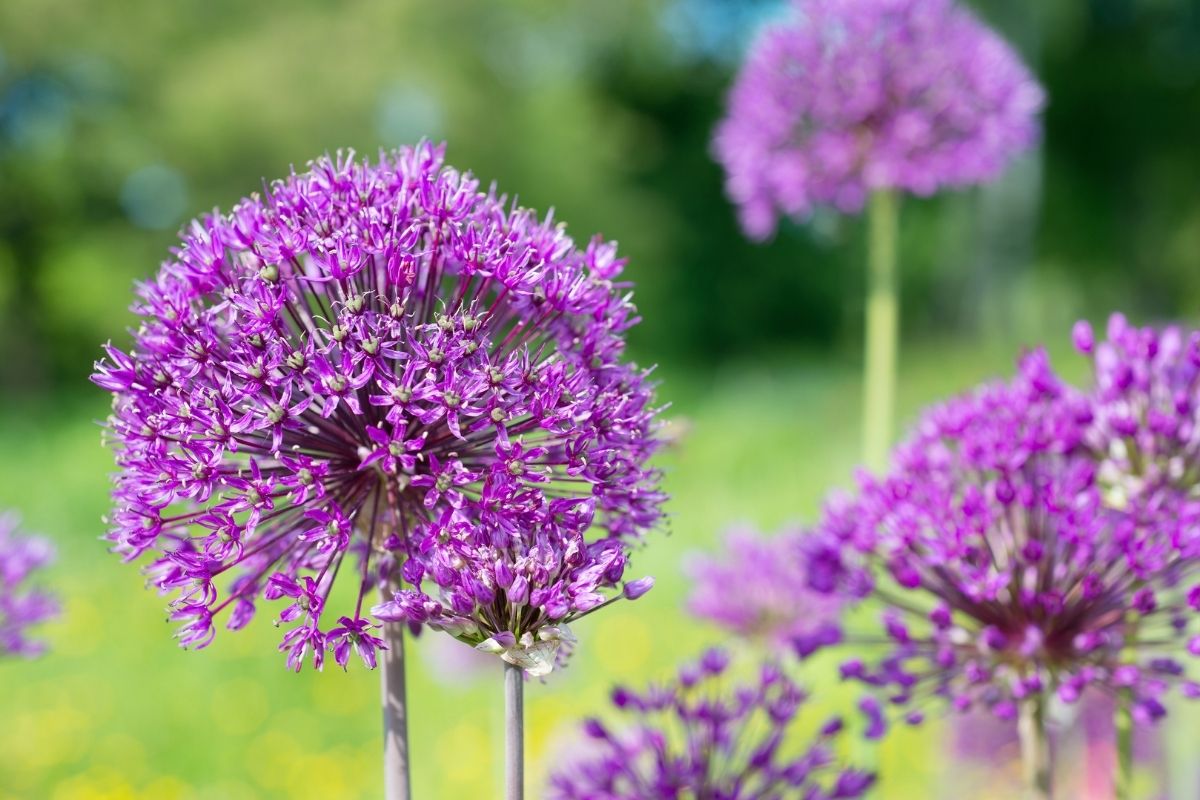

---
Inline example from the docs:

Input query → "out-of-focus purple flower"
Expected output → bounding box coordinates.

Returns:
[686,525,846,656]
[0,513,58,658]
[812,348,1200,734]
[1075,313,1200,508]
[548,649,874,799]
[713,0,1045,238]
[93,142,664,671]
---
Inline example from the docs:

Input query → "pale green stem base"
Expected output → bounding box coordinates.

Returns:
[1116,696,1133,800]
[381,612,412,800]
[1018,696,1052,800]
[863,189,900,472]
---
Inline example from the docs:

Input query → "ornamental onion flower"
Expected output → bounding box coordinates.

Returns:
[91,141,664,673]
[1074,312,1200,508]
[686,525,844,655]
[373,513,657,677]
[810,349,1200,733]
[712,0,1045,238]
[713,0,1044,472]
[548,649,874,800]
[0,513,58,658]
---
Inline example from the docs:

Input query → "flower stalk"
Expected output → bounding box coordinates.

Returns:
[505,661,524,800]
[1018,695,1052,800]
[863,188,899,471]
[1115,694,1133,800]
[381,612,411,800]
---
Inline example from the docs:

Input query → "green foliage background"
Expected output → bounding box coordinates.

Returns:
[1,0,1198,797]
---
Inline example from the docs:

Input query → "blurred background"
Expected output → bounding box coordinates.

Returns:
[0,0,1198,797]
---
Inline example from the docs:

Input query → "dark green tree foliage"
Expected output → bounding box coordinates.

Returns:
[0,0,1197,393]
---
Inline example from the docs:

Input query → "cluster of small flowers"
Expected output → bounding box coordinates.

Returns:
[0,513,58,658]
[374,516,655,676]
[92,142,664,671]
[712,0,1044,238]
[809,317,1200,734]
[1075,314,1200,507]
[686,525,844,656]
[549,648,875,799]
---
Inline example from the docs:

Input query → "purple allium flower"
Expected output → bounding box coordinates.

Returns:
[372,509,655,676]
[812,349,1200,732]
[0,513,58,658]
[713,0,1045,238]
[548,649,874,799]
[686,525,845,655]
[1075,313,1200,507]
[92,142,664,671]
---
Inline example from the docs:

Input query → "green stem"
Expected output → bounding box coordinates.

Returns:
[505,661,525,800]
[1115,694,1133,800]
[863,189,900,472]
[1018,695,1052,800]
[381,614,412,800]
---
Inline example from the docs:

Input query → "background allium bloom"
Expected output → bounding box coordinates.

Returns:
[93,142,663,670]
[812,351,1200,733]
[548,649,874,799]
[0,514,58,657]
[1075,313,1200,507]
[713,0,1045,238]
[686,525,844,654]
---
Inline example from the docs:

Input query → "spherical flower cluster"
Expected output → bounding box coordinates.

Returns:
[548,649,874,799]
[1074,313,1200,507]
[712,0,1045,238]
[811,349,1200,733]
[373,516,656,676]
[0,513,58,658]
[686,525,844,655]
[92,142,664,671]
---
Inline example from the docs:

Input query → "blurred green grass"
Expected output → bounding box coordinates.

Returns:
[0,334,1150,800]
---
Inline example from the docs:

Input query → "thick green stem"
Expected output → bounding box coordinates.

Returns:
[1115,695,1133,800]
[1018,696,1052,800]
[863,189,900,472]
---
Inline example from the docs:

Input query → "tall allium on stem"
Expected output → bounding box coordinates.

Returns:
[685,525,845,656]
[712,0,1044,467]
[1073,312,1200,798]
[0,513,58,658]
[548,649,875,799]
[91,142,664,799]
[372,474,661,800]
[809,348,1200,798]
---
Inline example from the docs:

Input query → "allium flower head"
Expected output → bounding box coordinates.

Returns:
[686,525,844,655]
[0,513,58,658]
[812,350,1200,733]
[713,0,1045,238]
[93,142,664,671]
[548,649,874,799]
[373,514,658,676]
[1075,313,1200,507]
